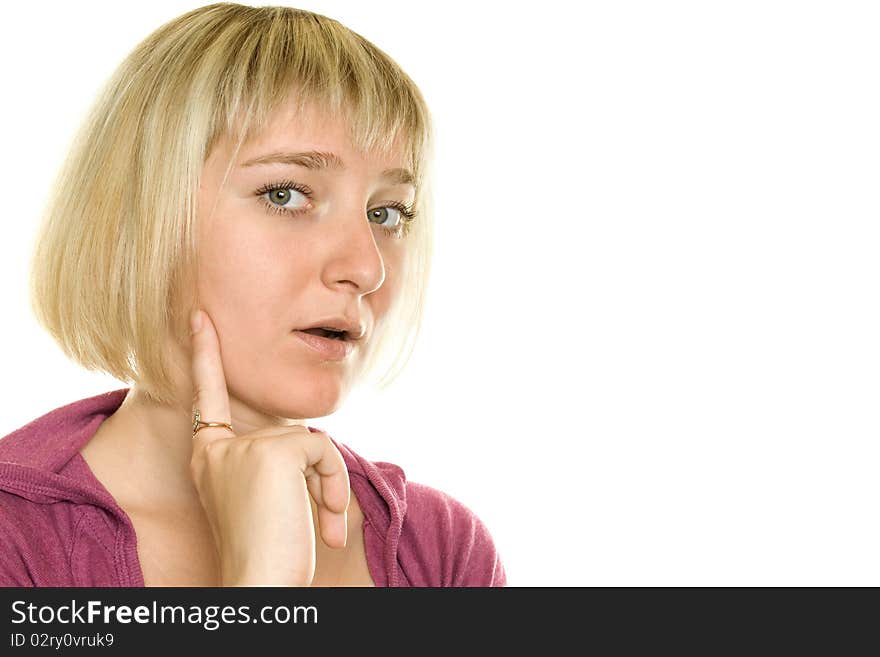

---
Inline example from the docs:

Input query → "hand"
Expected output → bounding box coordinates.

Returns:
[188,309,350,586]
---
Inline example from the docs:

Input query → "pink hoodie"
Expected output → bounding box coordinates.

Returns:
[0,388,506,587]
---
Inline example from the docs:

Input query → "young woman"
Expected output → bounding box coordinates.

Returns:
[0,3,506,587]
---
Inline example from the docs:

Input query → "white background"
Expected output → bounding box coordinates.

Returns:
[1,1,878,586]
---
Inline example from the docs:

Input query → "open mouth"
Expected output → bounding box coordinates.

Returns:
[298,327,349,341]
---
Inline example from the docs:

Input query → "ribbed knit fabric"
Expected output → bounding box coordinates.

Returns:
[0,389,506,587]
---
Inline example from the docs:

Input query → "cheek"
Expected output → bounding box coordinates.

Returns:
[198,216,296,313]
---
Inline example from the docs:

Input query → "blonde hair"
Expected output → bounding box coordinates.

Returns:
[28,2,434,406]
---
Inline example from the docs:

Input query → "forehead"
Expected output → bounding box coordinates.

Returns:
[235,97,409,171]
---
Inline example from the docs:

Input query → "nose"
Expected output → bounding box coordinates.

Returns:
[321,203,386,295]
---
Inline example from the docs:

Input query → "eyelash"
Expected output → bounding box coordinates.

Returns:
[254,179,417,239]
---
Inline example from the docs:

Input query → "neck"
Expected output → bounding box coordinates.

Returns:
[85,381,309,512]
[82,330,311,510]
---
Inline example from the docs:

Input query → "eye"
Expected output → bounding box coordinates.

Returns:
[368,203,417,237]
[267,188,307,208]
[255,180,312,215]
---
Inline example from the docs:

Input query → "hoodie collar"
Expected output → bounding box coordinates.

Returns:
[0,388,408,586]
[0,389,123,473]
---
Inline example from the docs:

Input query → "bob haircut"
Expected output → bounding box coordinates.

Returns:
[28,2,434,407]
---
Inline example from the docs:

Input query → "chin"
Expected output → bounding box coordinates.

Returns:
[265,372,350,419]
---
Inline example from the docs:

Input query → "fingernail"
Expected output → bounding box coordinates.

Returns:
[190,309,203,335]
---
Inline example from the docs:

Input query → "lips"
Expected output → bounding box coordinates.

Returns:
[293,328,355,360]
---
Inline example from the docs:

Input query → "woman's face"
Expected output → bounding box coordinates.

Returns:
[194,100,414,421]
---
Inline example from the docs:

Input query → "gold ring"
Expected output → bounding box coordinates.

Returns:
[192,408,234,438]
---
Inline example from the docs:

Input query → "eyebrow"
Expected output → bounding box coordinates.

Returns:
[239,150,415,187]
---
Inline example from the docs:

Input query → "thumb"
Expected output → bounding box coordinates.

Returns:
[190,308,234,443]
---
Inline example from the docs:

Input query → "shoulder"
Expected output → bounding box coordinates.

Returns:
[0,490,54,586]
[0,479,110,587]
[0,487,124,587]
[0,492,29,585]
[320,436,508,586]
[401,480,507,587]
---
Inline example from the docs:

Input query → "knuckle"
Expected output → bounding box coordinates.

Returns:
[192,381,208,399]
[192,380,224,402]
[243,435,291,464]
[272,436,309,470]
[201,439,224,461]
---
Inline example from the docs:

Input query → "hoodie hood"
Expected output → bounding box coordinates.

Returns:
[0,388,408,586]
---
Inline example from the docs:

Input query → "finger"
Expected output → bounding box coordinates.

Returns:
[317,502,348,549]
[304,439,350,549]
[301,436,350,514]
[190,308,234,444]
[306,472,349,548]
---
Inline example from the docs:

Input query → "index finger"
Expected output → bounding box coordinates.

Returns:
[190,308,234,443]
